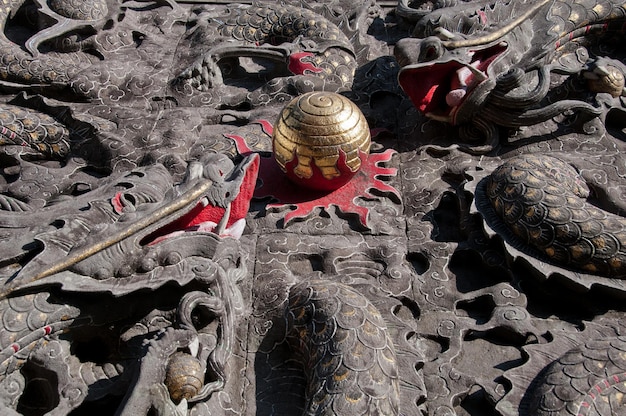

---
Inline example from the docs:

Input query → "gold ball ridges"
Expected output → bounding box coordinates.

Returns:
[272,92,370,191]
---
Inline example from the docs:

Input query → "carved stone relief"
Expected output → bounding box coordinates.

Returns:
[2,0,626,415]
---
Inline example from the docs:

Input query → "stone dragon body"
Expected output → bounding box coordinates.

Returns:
[484,153,626,278]
[0,152,259,414]
[286,280,400,415]
[397,0,626,278]
[0,2,399,415]
[178,3,357,90]
[394,2,626,412]
[173,2,358,108]
[394,0,626,151]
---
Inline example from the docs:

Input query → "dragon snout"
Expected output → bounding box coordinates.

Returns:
[394,36,446,67]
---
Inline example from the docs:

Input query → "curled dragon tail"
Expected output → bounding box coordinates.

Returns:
[286,279,400,415]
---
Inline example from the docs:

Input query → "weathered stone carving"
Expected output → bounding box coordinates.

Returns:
[394,0,626,152]
[176,3,357,95]
[286,279,400,415]
[2,0,626,415]
[526,335,626,415]
[0,152,255,413]
[485,154,626,278]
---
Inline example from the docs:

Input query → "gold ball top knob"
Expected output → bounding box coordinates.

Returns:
[272,92,370,191]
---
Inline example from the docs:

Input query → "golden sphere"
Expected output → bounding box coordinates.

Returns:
[272,92,371,191]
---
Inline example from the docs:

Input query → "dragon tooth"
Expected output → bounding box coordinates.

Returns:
[215,202,231,236]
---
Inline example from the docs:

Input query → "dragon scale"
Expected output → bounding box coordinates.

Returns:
[486,154,626,278]
[178,3,358,94]
[0,0,99,86]
[286,280,400,416]
[214,4,350,48]
[220,3,356,85]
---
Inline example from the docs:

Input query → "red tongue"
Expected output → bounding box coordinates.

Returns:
[399,65,450,115]
[420,84,439,113]
[184,153,260,228]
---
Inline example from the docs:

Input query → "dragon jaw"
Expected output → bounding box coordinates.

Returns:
[0,153,259,297]
[396,40,506,125]
[144,153,260,244]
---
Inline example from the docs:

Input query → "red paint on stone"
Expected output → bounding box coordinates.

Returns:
[288,52,323,75]
[227,129,399,229]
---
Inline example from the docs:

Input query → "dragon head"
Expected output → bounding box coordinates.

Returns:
[144,152,260,243]
[394,0,551,126]
[0,152,260,296]
[395,35,507,125]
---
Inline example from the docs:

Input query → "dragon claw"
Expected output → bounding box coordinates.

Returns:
[188,336,200,358]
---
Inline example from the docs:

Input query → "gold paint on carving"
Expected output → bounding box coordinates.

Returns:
[593,4,605,15]
[343,305,357,316]
[587,65,625,97]
[295,306,306,320]
[299,328,309,339]
[333,368,350,382]
[345,393,362,403]
[570,244,585,259]
[592,236,607,250]
[273,92,370,180]
[164,352,204,403]
[504,203,516,217]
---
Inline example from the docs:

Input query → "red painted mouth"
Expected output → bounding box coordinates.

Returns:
[398,43,506,124]
[143,154,260,244]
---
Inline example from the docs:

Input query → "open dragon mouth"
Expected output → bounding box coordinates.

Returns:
[141,154,260,245]
[398,43,506,124]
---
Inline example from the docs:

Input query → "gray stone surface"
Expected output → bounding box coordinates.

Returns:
[2,0,626,415]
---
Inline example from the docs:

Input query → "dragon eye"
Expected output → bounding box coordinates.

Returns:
[424,47,437,60]
[418,37,444,62]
